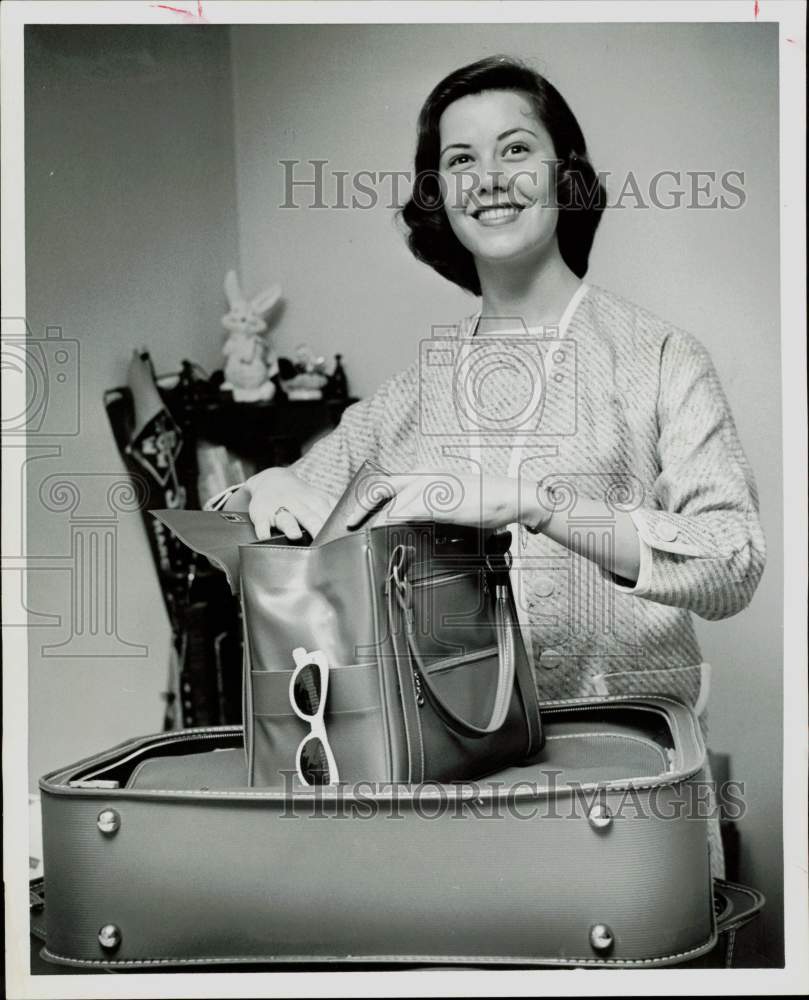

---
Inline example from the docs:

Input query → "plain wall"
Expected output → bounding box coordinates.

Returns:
[229,23,783,962]
[24,26,240,783]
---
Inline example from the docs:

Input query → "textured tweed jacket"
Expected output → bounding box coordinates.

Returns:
[287,283,766,719]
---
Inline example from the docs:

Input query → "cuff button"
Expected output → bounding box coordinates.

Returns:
[539,649,562,670]
[654,522,679,543]
[533,575,555,598]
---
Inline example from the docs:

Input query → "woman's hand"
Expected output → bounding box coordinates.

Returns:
[233,467,334,541]
[345,467,551,533]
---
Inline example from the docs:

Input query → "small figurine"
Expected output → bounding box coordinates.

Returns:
[221,270,282,402]
[281,343,330,400]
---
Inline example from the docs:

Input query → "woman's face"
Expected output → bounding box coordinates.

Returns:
[437,89,560,267]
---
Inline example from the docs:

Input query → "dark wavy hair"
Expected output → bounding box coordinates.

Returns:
[400,56,607,296]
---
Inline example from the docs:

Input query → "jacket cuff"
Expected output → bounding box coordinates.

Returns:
[610,507,654,595]
[609,506,724,598]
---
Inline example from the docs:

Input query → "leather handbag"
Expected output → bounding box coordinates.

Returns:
[153,462,544,785]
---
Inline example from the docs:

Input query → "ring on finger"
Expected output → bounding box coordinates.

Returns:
[272,505,293,527]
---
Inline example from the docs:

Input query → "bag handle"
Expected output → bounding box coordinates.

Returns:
[388,544,517,739]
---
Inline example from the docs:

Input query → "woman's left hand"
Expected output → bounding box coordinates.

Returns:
[345,467,548,533]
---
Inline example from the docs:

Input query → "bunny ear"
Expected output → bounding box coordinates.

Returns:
[250,283,282,316]
[224,270,245,309]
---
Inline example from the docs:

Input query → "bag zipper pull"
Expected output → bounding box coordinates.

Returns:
[412,667,425,708]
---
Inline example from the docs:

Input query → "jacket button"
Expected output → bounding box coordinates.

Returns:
[533,574,555,598]
[654,521,679,543]
[540,648,562,670]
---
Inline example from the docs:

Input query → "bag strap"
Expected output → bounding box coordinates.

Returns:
[386,577,426,783]
[388,543,522,740]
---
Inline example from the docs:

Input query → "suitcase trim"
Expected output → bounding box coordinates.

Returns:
[33,879,764,970]
[38,931,722,969]
[40,694,706,800]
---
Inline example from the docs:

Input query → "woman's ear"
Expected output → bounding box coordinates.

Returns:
[224,270,244,310]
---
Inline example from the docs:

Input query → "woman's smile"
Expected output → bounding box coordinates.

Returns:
[473,204,526,226]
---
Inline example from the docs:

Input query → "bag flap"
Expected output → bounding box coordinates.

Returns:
[312,458,393,545]
[150,509,260,593]
[152,462,392,592]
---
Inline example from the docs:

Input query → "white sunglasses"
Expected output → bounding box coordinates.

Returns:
[289,647,340,786]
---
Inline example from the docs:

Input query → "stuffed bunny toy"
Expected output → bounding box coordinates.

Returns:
[221,270,282,402]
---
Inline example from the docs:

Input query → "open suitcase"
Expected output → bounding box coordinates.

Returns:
[37,694,763,970]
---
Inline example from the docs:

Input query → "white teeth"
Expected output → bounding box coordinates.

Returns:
[475,206,521,220]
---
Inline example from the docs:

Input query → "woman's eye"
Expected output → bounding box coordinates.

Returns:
[504,142,530,157]
[447,153,472,169]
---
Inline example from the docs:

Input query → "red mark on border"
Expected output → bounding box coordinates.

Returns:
[754,0,759,17]
[153,0,208,21]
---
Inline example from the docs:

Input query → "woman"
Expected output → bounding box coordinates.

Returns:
[211,57,766,876]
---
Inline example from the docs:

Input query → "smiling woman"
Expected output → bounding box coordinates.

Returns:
[403,57,607,297]
[211,55,767,882]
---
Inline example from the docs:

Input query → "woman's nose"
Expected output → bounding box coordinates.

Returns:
[474,153,508,198]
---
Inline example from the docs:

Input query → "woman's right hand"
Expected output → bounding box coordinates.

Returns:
[225,467,334,541]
